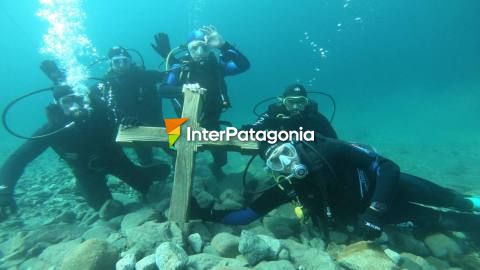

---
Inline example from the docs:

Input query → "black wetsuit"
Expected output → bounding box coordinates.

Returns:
[99,66,165,165]
[0,97,170,210]
[194,136,479,232]
[163,42,250,168]
[244,101,337,139]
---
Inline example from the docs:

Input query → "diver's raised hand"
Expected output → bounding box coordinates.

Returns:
[151,33,172,59]
[40,60,66,85]
[200,25,225,48]
[0,188,17,221]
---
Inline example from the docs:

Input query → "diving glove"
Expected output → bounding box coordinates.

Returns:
[358,207,384,240]
[151,33,172,59]
[0,189,17,221]
[40,60,66,85]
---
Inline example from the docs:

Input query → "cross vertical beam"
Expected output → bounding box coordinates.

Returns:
[115,84,259,231]
[168,85,204,227]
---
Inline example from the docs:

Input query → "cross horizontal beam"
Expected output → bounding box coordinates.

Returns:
[116,126,259,153]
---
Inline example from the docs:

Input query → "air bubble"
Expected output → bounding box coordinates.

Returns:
[37,0,98,93]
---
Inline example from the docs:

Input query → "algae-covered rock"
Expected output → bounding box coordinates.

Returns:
[384,248,401,265]
[82,225,116,240]
[124,221,183,256]
[263,215,301,239]
[425,256,450,270]
[238,230,272,265]
[39,238,82,267]
[336,241,397,270]
[135,254,157,270]
[211,232,240,258]
[424,233,462,258]
[116,253,136,270]
[187,253,223,270]
[281,239,336,270]
[188,233,204,253]
[452,253,480,270]
[254,260,296,270]
[155,242,187,270]
[19,257,52,270]
[386,229,430,256]
[60,239,119,270]
[120,207,158,233]
[400,252,436,270]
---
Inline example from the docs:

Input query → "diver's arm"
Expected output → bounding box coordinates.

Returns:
[145,70,167,84]
[157,85,183,99]
[241,112,273,131]
[311,113,338,139]
[368,156,400,208]
[219,42,250,76]
[191,185,289,225]
[164,64,182,86]
[335,141,400,208]
[157,84,183,117]
[0,125,52,194]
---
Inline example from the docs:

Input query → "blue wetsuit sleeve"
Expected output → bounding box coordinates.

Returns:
[217,184,290,225]
[219,42,250,76]
[165,64,182,85]
[221,208,261,225]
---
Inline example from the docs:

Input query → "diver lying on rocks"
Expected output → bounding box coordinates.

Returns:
[0,68,170,220]
[191,135,480,240]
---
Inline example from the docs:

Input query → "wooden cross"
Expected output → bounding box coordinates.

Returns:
[115,84,259,229]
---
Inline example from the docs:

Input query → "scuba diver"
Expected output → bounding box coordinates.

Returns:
[0,62,171,220]
[190,135,480,240]
[153,26,250,179]
[242,83,337,139]
[96,46,166,166]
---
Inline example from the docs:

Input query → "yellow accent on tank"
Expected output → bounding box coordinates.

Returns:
[294,206,305,220]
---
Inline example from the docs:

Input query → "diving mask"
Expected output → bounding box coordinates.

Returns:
[58,94,89,118]
[188,40,210,61]
[266,143,308,179]
[110,55,132,72]
[283,96,308,112]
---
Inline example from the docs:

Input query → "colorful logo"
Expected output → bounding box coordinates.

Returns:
[164,118,189,149]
